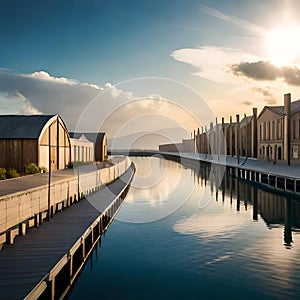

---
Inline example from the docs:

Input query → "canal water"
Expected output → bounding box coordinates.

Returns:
[68,157,300,300]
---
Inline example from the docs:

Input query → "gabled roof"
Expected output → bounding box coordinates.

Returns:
[240,115,253,127]
[0,115,56,139]
[258,99,300,119]
[69,132,106,143]
[78,134,91,142]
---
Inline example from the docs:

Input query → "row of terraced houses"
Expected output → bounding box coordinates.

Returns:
[159,93,300,164]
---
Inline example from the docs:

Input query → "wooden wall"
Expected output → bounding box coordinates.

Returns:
[0,139,38,172]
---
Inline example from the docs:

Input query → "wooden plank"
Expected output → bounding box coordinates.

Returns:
[0,165,134,299]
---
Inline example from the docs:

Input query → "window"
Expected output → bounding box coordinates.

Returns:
[278,146,282,160]
[277,119,282,139]
[260,124,263,141]
[272,121,275,140]
[293,119,296,139]
[292,146,298,159]
[266,122,270,140]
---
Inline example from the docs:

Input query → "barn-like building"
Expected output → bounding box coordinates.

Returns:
[0,115,71,172]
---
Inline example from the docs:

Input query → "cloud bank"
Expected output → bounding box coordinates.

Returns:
[232,61,300,86]
[0,70,202,139]
[171,46,260,83]
[0,70,102,129]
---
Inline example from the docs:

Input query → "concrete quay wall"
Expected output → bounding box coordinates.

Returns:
[160,152,300,197]
[0,157,131,247]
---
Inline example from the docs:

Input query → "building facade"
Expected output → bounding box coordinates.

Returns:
[0,115,71,172]
[257,93,300,163]
[70,134,94,163]
[158,93,299,164]
[69,132,107,162]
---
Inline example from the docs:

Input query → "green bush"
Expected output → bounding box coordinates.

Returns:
[6,168,20,179]
[39,166,48,173]
[0,167,6,180]
[25,163,40,174]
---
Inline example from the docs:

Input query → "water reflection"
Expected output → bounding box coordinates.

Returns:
[181,159,300,249]
[69,157,300,300]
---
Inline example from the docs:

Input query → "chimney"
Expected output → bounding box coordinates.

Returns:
[252,107,258,158]
[284,93,291,164]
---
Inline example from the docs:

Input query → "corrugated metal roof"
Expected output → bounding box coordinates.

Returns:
[0,115,56,139]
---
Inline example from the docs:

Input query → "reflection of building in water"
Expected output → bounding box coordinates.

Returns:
[186,160,300,246]
[257,191,300,227]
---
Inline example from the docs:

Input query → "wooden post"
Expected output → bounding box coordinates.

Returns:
[19,223,27,236]
[236,114,240,164]
[230,116,233,156]
[222,117,225,156]
[6,231,14,244]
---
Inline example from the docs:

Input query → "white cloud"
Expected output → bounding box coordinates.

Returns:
[0,70,205,141]
[27,71,78,85]
[171,46,261,83]
[27,71,101,90]
[17,93,43,115]
[0,92,42,115]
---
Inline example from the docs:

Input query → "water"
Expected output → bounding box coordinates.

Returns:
[68,157,300,300]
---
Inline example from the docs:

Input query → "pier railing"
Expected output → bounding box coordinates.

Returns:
[24,162,135,300]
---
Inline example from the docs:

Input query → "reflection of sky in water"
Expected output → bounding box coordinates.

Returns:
[174,213,249,240]
[70,157,300,300]
[116,157,199,222]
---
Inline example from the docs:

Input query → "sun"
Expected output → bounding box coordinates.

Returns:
[266,24,300,66]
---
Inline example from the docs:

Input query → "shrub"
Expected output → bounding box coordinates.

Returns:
[7,168,20,179]
[26,163,39,174]
[0,167,6,180]
[25,163,40,174]
[39,166,48,173]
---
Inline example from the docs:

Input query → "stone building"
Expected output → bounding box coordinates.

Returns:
[0,115,71,172]
[257,93,300,163]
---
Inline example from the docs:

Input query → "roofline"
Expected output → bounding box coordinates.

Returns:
[38,115,71,145]
[38,115,59,142]
[257,106,283,120]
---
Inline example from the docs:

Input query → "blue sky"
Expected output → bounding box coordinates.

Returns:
[1,0,300,139]
[0,0,270,82]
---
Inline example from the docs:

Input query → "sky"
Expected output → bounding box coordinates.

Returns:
[1,0,300,143]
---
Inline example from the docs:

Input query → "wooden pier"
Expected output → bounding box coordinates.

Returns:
[0,163,135,300]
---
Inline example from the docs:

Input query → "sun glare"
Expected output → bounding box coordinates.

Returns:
[266,24,300,66]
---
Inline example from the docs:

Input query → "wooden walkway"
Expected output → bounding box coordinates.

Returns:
[0,165,134,299]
